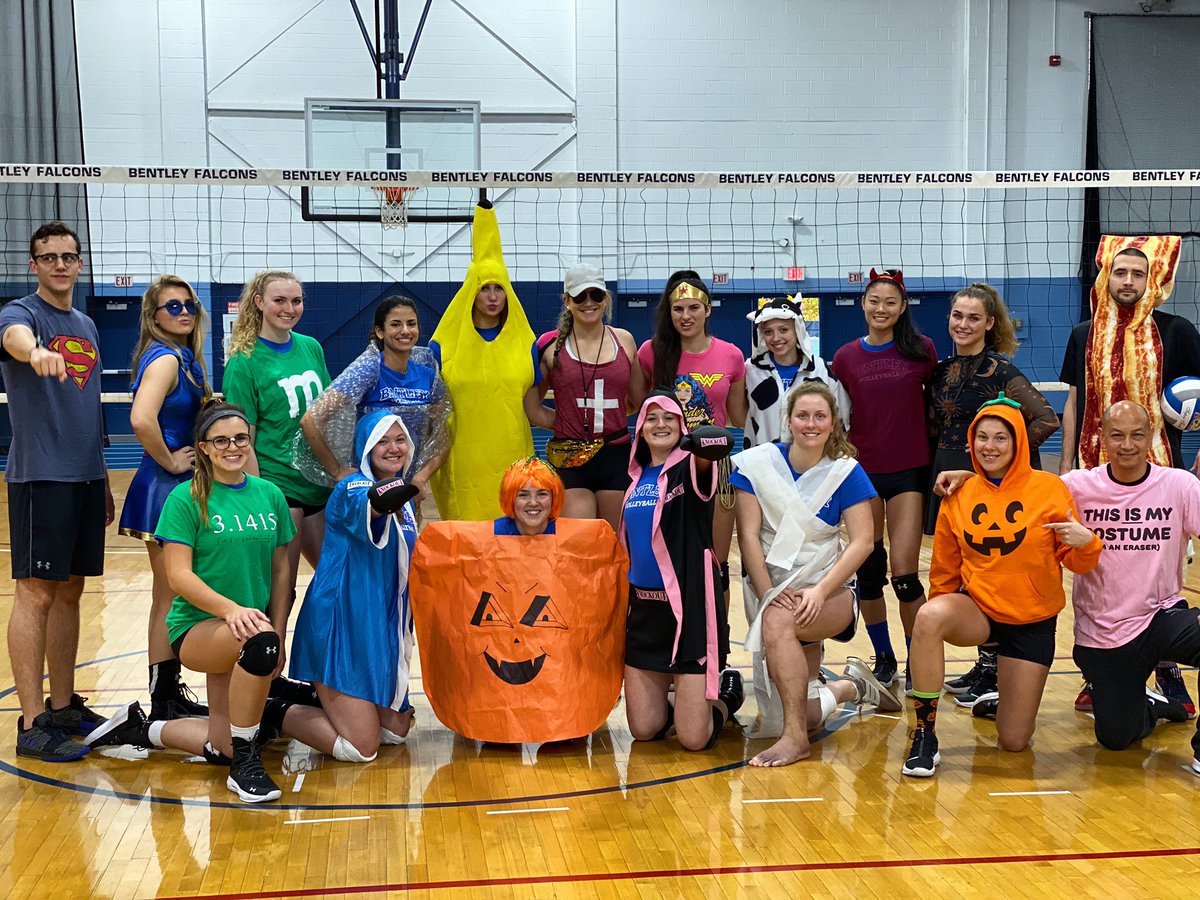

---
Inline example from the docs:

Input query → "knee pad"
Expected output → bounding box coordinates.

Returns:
[719,562,731,593]
[332,735,378,764]
[858,540,887,600]
[379,726,407,746]
[236,631,281,677]
[891,573,925,603]
[703,704,726,750]
[808,680,837,730]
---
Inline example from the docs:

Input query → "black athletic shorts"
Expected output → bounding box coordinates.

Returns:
[986,613,1057,667]
[557,440,632,493]
[867,465,930,501]
[170,625,194,660]
[802,587,860,647]
[8,479,106,581]
[624,586,705,675]
[284,496,326,518]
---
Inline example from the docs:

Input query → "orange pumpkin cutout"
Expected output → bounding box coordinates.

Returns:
[410,518,629,743]
[963,499,1027,556]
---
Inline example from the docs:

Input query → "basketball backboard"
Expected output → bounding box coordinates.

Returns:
[301,98,481,223]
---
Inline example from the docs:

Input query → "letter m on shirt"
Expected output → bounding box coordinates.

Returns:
[277,370,324,418]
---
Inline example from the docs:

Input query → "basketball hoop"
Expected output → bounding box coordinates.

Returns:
[371,186,419,228]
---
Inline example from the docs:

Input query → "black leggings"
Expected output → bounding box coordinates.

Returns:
[1073,601,1200,756]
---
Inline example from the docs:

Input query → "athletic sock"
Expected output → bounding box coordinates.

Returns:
[904,634,912,654]
[866,621,894,658]
[147,720,168,748]
[980,647,998,667]
[230,723,260,742]
[149,658,181,698]
[912,690,941,733]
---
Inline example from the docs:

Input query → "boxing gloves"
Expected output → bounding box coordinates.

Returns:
[679,425,735,461]
[367,477,419,514]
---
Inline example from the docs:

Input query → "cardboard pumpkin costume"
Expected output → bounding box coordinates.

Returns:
[410,518,629,743]
[1080,234,1182,468]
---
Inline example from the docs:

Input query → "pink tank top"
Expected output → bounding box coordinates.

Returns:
[546,329,632,441]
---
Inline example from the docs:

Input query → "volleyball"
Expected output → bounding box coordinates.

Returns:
[1160,376,1200,431]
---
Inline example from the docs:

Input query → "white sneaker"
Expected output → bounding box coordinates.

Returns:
[843,656,903,712]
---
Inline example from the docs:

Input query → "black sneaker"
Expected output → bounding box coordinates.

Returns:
[1155,665,1196,718]
[954,665,997,708]
[45,694,107,736]
[1146,687,1190,725]
[151,680,209,721]
[202,741,232,766]
[971,692,999,720]
[901,728,940,778]
[227,737,281,803]
[16,712,90,761]
[872,654,899,687]
[85,701,150,748]
[718,669,745,719]
[270,676,323,707]
[945,658,985,694]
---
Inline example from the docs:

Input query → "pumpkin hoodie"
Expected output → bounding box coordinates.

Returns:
[930,400,1102,625]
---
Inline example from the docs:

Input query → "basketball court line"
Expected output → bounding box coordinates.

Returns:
[485,806,569,815]
[283,815,370,826]
[152,845,1200,899]
[988,790,1073,797]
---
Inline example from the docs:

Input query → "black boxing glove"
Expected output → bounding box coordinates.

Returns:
[367,477,419,514]
[679,425,735,461]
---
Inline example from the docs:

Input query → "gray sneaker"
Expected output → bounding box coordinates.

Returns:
[843,656,903,712]
[17,712,90,762]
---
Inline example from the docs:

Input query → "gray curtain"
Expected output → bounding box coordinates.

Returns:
[1,0,90,291]
[1091,14,1200,319]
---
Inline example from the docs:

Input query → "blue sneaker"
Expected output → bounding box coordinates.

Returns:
[17,712,90,762]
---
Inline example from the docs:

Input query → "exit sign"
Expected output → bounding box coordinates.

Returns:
[848,271,863,284]
[712,272,729,285]
[784,267,805,281]
[114,275,132,288]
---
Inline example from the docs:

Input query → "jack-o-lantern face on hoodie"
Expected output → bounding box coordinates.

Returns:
[963,500,1026,556]
[471,585,567,685]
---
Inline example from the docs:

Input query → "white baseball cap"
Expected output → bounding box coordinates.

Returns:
[563,263,607,297]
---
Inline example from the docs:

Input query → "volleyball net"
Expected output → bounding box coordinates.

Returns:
[2,166,1199,406]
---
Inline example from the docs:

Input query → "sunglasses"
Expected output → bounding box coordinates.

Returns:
[567,288,607,304]
[203,433,251,450]
[33,252,81,266]
[156,299,199,317]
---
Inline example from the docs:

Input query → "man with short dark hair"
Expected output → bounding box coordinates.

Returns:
[1059,236,1200,713]
[0,220,114,761]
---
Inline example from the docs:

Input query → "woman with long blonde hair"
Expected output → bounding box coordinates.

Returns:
[223,270,332,620]
[120,275,210,721]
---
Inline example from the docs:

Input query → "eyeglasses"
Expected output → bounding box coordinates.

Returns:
[156,299,199,317]
[32,253,81,266]
[203,433,252,450]
[568,288,607,304]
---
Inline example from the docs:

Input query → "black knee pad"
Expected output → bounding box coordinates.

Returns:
[702,705,726,750]
[719,562,730,593]
[237,631,281,677]
[858,540,887,600]
[891,573,925,603]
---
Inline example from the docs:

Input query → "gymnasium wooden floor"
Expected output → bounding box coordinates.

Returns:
[1,471,1198,899]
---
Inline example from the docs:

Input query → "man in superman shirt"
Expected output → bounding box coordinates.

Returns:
[0,221,114,761]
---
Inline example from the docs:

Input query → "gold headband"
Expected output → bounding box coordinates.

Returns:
[669,282,710,305]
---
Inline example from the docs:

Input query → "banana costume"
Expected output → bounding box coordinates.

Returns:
[430,204,535,520]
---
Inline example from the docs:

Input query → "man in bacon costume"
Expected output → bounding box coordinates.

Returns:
[1059,235,1199,473]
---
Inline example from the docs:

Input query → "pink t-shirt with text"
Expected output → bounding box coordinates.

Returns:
[637,338,745,429]
[1064,464,1200,649]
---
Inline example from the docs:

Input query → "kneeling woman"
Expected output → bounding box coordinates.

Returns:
[290,410,421,761]
[903,396,1101,778]
[90,404,345,802]
[733,382,889,767]
[620,392,743,751]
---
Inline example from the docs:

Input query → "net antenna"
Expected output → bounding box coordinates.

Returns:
[371,185,420,228]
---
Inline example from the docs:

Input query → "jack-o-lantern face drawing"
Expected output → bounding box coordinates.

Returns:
[471,586,567,685]
[963,500,1026,556]
[410,519,629,743]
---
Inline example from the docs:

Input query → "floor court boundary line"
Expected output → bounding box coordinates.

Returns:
[154,845,1200,899]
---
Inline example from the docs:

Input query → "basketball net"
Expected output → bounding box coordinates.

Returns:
[371,186,419,228]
